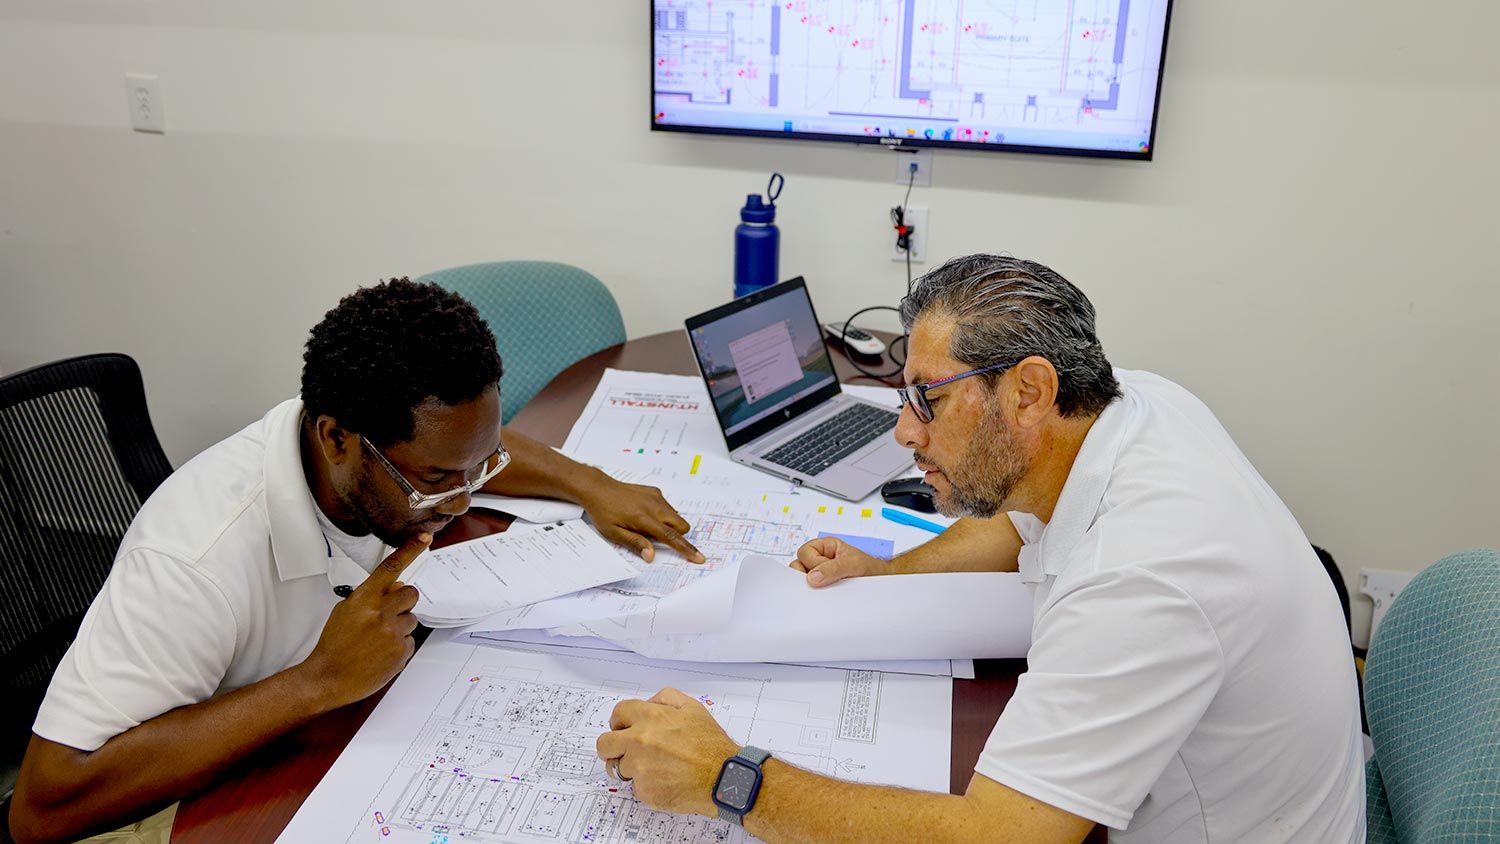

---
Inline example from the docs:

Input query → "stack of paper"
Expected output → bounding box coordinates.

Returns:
[406,521,638,627]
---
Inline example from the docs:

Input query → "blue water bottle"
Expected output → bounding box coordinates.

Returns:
[734,172,784,298]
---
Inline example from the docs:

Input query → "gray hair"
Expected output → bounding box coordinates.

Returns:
[899,254,1121,418]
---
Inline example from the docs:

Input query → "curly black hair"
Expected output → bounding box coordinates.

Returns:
[301,277,503,445]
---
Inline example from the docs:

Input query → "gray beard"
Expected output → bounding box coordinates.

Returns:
[930,407,1029,519]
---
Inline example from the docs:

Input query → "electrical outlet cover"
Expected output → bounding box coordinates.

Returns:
[891,205,928,263]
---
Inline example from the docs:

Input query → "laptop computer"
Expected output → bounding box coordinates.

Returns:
[684,278,913,501]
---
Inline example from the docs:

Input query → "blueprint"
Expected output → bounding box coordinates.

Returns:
[277,634,951,844]
[463,626,974,680]
[621,555,1033,662]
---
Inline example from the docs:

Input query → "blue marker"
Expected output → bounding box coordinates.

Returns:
[880,507,946,535]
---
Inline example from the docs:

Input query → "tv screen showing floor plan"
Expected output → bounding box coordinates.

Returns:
[652,0,1174,159]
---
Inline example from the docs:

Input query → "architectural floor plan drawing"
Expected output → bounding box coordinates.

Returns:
[277,634,951,844]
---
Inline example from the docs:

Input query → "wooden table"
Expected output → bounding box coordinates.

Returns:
[172,330,1067,843]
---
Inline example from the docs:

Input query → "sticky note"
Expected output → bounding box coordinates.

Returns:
[817,532,895,559]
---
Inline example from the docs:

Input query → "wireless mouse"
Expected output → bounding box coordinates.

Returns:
[880,476,937,513]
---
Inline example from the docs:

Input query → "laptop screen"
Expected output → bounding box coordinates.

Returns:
[686,279,839,442]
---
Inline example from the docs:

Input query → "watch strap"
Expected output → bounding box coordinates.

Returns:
[737,745,771,766]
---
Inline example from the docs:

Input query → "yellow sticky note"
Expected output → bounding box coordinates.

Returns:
[783,505,791,513]
[817,506,827,513]
[860,508,873,518]
[837,506,844,515]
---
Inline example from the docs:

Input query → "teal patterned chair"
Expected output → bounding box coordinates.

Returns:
[419,261,626,424]
[1364,548,1500,842]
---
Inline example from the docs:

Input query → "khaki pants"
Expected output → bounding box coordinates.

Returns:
[76,803,175,844]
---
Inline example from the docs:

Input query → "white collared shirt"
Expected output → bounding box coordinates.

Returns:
[34,398,390,752]
[977,370,1366,843]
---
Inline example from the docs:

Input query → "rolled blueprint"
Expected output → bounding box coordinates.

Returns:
[609,554,1033,662]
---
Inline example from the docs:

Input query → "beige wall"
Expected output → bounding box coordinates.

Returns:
[2,1,1497,643]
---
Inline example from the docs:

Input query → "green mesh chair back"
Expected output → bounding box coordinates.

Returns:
[1364,548,1500,842]
[419,262,626,424]
[0,353,172,795]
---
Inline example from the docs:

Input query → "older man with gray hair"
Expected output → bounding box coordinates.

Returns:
[596,254,1367,843]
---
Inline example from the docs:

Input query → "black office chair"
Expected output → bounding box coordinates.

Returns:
[0,354,172,799]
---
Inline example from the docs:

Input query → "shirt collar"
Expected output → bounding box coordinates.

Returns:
[263,398,339,582]
[1028,376,1140,576]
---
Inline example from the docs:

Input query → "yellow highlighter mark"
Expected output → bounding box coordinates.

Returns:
[689,454,702,475]
[818,506,827,513]
[860,508,873,518]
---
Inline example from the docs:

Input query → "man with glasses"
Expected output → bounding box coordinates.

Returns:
[10,278,703,843]
[593,255,1366,843]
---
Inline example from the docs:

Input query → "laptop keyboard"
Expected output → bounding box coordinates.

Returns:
[761,403,899,477]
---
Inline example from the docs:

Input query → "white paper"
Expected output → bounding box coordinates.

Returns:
[561,369,721,464]
[560,368,901,466]
[467,485,911,637]
[470,556,742,639]
[465,627,968,679]
[619,555,1033,662]
[407,521,638,627]
[470,493,586,523]
[277,632,951,844]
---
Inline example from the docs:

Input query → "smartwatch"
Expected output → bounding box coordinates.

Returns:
[711,745,771,826]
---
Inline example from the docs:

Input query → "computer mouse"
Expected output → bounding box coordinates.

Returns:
[880,476,937,513]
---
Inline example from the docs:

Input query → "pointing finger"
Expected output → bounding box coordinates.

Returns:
[360,533,433,595]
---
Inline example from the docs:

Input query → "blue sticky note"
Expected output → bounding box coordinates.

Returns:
[817,532,895,560]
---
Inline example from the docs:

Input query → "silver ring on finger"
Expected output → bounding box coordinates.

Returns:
[609,757,632,782]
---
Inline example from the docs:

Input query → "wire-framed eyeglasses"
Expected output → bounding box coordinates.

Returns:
[896,362,1017,423]
[359,434,510,511]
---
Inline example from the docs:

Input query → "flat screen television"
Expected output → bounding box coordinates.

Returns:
[652,0,1174,160]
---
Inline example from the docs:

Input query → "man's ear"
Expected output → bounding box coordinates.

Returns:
[314,415,356,465]
[1011,356,1060,429]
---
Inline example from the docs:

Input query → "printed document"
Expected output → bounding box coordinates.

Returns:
[407,521,637,627]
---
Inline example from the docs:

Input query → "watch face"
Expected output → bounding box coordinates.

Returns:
[714,761,758,810]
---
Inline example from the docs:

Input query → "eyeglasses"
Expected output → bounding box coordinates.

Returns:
[896,362,1017,423]
[359,434,510,511]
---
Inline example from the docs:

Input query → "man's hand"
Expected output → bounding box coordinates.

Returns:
[299,533,431,709]
[596,688,738,816]
[581,479,705,564]
[791,536,885,587]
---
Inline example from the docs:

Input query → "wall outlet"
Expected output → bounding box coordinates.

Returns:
[1359,568,1416,645]
[894,149,932,186]
[126,73,165,134]
[891,205,928,263]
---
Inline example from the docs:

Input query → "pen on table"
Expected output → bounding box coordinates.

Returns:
[880,507,946,535]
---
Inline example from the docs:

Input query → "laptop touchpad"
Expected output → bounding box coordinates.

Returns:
[852,444,911,475]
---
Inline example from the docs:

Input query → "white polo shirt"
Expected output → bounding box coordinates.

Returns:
[34,398,390,752]
[979,370,1366,843]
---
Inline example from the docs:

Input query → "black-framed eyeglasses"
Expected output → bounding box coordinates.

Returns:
[896,362,1017,423]
[359,434,510,511]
